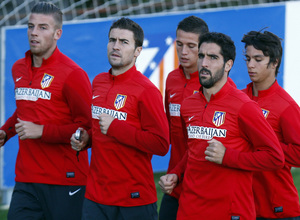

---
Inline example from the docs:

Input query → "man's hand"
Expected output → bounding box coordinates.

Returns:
[15,118,44,140]
[0,130,7,147]
[204,138,226,164]
[158,174,178,194]
[98,113,115,135]
[70,128,89,151]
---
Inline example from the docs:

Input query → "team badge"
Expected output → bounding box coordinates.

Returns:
[114,94,127,110]
[212,111,226,127]
[193,90,199,94]
[41,73,54,89]
[262,109,270,118]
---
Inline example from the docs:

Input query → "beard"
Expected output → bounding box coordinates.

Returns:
[199,66,225,89]
[108,59,123,69]
[108,54,123,68]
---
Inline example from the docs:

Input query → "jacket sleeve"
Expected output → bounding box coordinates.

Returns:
[222,101,284,171]
[0,110,18,142]
[168,116,188,181]
[165,80,172,142]
[107,87,169,156]
[279,104,300,167]
[41,69,92,144]
[170,150,188,183]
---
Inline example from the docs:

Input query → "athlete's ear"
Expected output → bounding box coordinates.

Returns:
[224,59,233,73]
[54,29,62,41]
[271,58,279,69]
[134,46,142,58]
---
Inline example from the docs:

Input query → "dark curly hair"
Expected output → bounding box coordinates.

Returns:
[241,29,282,76]
[199,32,236,64]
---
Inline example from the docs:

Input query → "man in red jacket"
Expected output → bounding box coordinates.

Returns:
[242,30,300,220]
[158,15,208,220]
[71,17,169,220]
[159,32,284,220]
[0,2,92,220]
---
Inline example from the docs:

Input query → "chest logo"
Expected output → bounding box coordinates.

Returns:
[41,73,54,89]
[193,90,199,94]
[92,95,100,99]
[114,94,127,110]
[170,93,176,98]
[188,115,195,121]
[262,109,270,119]
[212,111,226,127]
[16,76,23,82]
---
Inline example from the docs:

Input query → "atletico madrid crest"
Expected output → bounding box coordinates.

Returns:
[41,73,54,89]
[262,109,270,118]
[114,94,127,110]
[212,111,226,127]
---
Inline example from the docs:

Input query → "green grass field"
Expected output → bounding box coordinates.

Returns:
[0,169,299,220]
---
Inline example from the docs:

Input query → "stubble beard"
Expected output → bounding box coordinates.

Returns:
[199,66,225,89]
[109,58,124,69]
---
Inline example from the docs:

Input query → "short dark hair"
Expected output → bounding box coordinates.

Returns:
[109,17,144,48]
[177,16,209,38]
[31,2,63,29]
[199,32,236,64]
[241,30,282,76]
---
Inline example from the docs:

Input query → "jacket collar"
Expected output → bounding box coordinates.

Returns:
[108,65,137,82]
[25,47,60,68]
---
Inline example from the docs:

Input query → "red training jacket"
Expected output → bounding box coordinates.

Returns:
[164,65,200,199]
[244,81,300,218]
[174,80,284,220]
[1,48,92,185]
[85,65,169,206]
